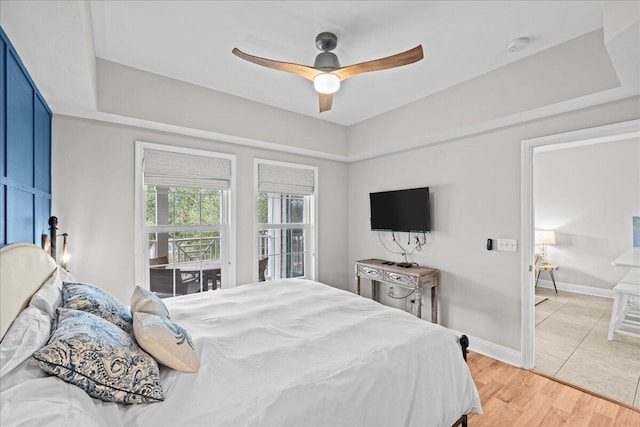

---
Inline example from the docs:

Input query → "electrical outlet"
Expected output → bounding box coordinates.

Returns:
[497,238,518,252]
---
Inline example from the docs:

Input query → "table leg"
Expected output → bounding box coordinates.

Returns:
[372,280,379,302]
[608,293,621,341]
[203,269,220,291]
[549,271,558,294]
[355,275,361,295]
[431,286,438,324]
[415,289,422,319]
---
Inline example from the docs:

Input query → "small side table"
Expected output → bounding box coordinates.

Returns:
[536,264,559,293]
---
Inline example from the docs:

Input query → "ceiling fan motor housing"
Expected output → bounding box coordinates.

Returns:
[314,32,340,70]
[315,32,338,51]
[314,51,340,70]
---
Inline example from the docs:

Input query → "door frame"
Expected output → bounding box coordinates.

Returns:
[520,119,640,369]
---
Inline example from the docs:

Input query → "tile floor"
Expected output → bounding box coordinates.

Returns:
[534,287,640,408]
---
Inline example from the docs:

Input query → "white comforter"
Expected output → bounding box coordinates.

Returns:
[1,279,481,427]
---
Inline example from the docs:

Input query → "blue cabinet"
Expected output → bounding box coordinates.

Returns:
[0,26,52,247]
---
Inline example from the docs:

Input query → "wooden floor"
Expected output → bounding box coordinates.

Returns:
[466,352,640,426]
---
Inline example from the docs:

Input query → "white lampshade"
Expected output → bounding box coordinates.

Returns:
[535,230,556,245]
[313,73,340,94]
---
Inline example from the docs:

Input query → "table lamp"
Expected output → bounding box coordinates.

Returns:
[535,230,556,265]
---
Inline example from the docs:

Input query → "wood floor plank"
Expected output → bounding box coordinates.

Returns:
[552,385,582,414]
[614,406,640,426]
[572,393,599,426]
[539,407,570,426]
[466,352,640,426]
[588,411,615,427]
[519,391,555,426]
[541,377,566,400]
[511,372,548,408]
[594,398,619,419]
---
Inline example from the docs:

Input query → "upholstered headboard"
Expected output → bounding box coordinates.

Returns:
[0,243,57,340]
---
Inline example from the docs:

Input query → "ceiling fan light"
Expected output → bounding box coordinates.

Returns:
[314,73,340,94]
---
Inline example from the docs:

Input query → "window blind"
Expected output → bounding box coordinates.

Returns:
[144,149,231,190]
[258,163,315,195]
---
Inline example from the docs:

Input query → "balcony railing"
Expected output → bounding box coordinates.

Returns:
[150,232,304,280]
[150,236,221,264]
[258,231,305,279]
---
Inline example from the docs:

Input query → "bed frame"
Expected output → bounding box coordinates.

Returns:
[0,242,473,426]
[454,335,470,427]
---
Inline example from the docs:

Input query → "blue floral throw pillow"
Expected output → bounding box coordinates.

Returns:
[63,282,133,334]
[33,308,164,404]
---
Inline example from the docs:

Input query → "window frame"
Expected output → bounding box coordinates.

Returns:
[253,158,318,283]
[135,141,236,291]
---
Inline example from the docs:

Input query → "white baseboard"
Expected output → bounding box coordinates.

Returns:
[450,329,522,368]
[441,281,614,369]
[537,280,614,299]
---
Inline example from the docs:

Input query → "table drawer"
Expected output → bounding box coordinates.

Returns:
[358,265,384,280]
[384,271,416,287]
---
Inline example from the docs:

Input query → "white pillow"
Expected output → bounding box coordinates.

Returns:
[29,267,76,319]
[130,285,170,318]
[133,312,199,373]
[0,306,52,378]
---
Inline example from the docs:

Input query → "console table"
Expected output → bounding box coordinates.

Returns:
[355,259,440,323]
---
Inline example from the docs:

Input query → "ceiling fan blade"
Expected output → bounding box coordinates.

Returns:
[232,48,320,82]
[334,45,423,81]
[319,93,333,112]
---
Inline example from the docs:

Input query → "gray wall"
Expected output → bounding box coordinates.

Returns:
[346,30,620,159]
[52,115,349,303]
[534,138,640,290]
[347,96,640,352]
[96,59,348,159]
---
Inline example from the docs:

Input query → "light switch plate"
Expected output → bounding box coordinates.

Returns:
[497,238,518,252]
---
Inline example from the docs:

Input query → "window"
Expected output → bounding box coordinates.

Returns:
[135,142,235,297]
[255,159,317,282]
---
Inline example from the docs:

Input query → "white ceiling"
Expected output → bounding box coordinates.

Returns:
[86,1,604,126]
[0,1,613,128]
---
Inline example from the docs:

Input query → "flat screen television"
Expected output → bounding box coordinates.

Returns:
[370,187,431,232]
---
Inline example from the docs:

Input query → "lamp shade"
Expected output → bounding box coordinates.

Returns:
[535,230,556,245]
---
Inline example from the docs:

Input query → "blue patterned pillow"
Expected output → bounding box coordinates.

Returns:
[63,282,133,334]
[33,308,164,404]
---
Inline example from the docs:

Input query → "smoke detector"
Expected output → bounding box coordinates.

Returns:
[506,37,529,53]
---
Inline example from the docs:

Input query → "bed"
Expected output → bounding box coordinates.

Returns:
[0,243,482,426]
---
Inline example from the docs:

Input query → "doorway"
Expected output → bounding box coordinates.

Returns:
[520,119,640,404]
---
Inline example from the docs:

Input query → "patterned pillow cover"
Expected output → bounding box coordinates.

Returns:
[130,285,171,318]
[62,282,133,334]
[33,308,164,404]
[133,312,199,373]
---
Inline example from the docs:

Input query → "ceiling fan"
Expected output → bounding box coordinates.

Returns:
[232,32,423,113]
